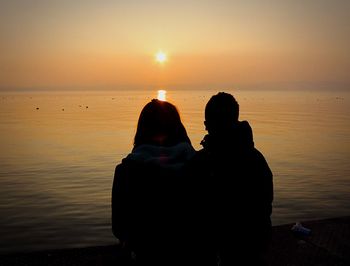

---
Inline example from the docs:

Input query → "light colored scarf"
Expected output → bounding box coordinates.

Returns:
[126,142,196,171]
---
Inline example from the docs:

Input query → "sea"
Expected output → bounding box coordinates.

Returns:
[0,88,349,254]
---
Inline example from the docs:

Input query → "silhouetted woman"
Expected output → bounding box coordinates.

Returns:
[112,99,195,266]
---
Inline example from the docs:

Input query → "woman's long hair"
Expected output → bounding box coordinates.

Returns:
[134,99,191,147]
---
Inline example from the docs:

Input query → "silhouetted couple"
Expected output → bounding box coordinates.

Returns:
[112,92,273,266]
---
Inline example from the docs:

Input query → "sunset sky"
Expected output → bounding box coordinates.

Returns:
[1,0,349,90]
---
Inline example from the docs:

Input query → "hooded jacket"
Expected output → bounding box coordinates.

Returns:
[185,120,273,262]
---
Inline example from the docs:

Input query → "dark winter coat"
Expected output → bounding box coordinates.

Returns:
[112,142,195,265]
[185,121,273,265]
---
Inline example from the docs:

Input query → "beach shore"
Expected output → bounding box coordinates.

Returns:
[1,216,349,266]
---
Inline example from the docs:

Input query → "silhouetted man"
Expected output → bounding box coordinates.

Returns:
[186,92,273,266]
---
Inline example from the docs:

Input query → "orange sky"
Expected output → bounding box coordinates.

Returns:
[0,0,349,90]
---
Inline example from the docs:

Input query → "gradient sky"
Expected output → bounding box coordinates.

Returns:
[1,0,349,90]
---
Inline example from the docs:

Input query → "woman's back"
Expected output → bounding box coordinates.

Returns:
[112,99,195,266]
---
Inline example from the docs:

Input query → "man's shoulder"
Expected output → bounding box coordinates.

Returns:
[184,148,210,169]
[251,147,269,161]
[193,148,210,160]
[250,148,273,176]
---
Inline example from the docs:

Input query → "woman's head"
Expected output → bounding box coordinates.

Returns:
[134,99,191,147]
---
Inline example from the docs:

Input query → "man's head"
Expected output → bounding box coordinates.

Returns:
[204,92,239,134]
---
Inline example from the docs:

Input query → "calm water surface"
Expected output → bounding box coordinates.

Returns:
[0,89,349,254]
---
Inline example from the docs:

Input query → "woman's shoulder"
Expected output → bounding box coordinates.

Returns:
[114,156,140,175]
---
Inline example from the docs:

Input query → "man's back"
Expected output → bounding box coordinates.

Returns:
[187,122,273,265]
[185,92,273,266]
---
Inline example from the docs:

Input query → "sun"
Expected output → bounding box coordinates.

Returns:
[157,90,166,101]
[155,51,167,63]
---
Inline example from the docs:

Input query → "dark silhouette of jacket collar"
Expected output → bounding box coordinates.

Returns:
[200,120,254,152]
